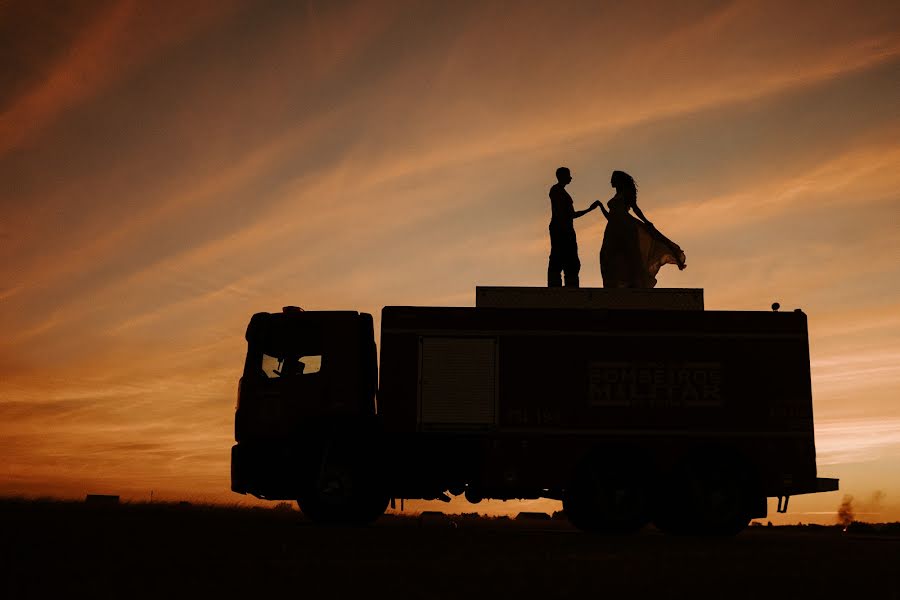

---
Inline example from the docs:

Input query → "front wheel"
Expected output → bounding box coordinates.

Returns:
[297,452,388,526]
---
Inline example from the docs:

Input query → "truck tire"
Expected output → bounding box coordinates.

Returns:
[652,456,751,536]
[297,452,388,526]
[696,472,752,535]
[563,458,649,534]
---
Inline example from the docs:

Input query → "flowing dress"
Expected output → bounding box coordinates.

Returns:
[599,196,686,288]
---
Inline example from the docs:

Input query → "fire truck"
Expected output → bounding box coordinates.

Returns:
[231,287,838,534]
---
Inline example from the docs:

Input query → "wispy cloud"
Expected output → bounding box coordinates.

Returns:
[816,418,900,465]
[0,0,243,157]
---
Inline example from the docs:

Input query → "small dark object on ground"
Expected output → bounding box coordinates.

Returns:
[418,511,452,527]
[85,494,119,506]
[516,512,552,521]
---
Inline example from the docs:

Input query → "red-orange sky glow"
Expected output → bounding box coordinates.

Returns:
[2,0,899,523]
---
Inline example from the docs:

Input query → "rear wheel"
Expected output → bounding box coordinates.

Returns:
[563,459,649,534]
[653,458,753,536]
[695,474,752,535]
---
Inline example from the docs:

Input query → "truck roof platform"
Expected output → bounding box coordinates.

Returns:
[475,286,704,311]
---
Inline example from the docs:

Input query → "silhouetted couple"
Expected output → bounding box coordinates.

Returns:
[547,167,686,288]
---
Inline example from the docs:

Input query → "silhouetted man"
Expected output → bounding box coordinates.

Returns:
[548,167,599,287]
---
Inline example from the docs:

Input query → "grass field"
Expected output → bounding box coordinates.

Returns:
[2,499,898,599]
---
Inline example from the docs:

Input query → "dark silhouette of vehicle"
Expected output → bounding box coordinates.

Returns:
[231,287,838,534]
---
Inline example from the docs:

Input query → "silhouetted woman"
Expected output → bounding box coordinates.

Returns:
[598,171,686,288]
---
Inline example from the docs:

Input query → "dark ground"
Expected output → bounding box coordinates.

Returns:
[2,499,898,599]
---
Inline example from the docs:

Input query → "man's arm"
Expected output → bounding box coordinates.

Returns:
[598,201,609,220]
[574,200,601,219]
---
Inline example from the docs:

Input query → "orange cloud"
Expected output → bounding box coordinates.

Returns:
[0,0,244,157]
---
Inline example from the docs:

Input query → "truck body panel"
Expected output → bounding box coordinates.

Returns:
[378,306,818,499]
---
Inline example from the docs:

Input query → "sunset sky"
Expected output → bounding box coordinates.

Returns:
[1,0,899,523]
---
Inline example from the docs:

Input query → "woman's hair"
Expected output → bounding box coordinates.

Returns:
[611,170,637,201]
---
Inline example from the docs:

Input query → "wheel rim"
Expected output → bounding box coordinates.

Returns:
[317,464,356,506]
[566,468,648,532]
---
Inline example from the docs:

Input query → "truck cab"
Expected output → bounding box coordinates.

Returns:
[231,308,381,515]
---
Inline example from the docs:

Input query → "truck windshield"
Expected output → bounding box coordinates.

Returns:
[260,353,322,378]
